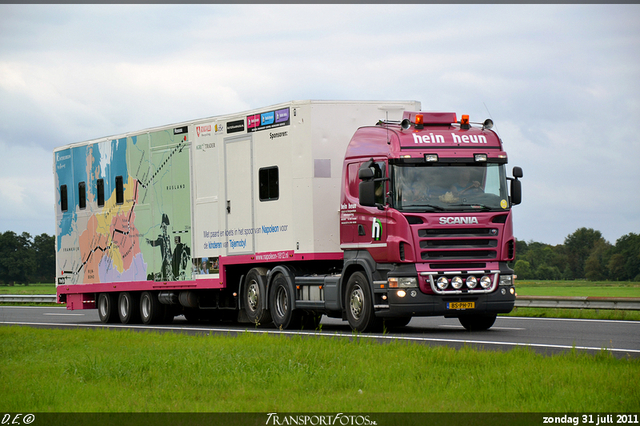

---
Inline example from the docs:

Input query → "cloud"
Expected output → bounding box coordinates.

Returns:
[0,4,639,244]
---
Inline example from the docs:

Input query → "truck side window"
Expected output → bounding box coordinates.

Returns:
[96,179,105,207]
[115,176,124,204]
[60,185,68,212]
[78,181,86,209]
[259,166,279,201]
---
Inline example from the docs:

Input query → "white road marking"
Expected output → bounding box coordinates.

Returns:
[1,320,639,355]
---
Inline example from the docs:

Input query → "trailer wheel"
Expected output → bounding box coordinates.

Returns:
[97,293,118,324]
[118,292,141,324]
[270,273,302,330]
[345,272,379,332]
[243,269,272,326]
[140,291,163,325]
[458,313,497,331]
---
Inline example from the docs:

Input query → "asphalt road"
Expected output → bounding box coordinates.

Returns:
[1,305,639,358]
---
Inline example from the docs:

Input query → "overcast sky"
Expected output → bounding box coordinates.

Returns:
[1,4,639,246]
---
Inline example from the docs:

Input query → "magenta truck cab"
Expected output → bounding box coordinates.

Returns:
[339,111,523,331]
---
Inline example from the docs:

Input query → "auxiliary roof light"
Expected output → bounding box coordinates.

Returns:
[460,115,470,130]
[415,114,424,130]
[424,154,439,162]
[474,154,487,162]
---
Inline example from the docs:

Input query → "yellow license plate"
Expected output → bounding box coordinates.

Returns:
[447,302,475,310]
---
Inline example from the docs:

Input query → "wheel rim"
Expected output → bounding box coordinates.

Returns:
[349,284,364,320]
[120,296,129,318]
[99,296,108,317]
[141,295,151,319]
[275,286,288,318]
[247,281,259,312]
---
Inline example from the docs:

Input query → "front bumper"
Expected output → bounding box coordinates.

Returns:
[374,284,516,318]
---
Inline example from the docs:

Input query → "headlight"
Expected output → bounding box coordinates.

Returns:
[436,277,448,290]
[499,275,513,286]
[451,276,463,290]
[388,277,418,288]
[480,275,492,289]
[466,276,478,289]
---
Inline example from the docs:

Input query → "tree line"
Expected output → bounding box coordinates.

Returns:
[1,227,639,285]
[0,231,55,285]
[512,228,640,282]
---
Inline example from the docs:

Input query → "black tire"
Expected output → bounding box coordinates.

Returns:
[345,271,379,332]
[140,291,164,325]
[459,313,497,331]
[243,269,272,326]
[118,292,141,324]
[269,273,302,330]
[97,293,119,324]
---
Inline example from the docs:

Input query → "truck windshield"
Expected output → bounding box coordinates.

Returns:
[391,163,509,212]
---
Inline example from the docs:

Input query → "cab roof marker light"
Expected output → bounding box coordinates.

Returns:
[424,154,439,162]
[474,154,487,162]
[460,115,470,130]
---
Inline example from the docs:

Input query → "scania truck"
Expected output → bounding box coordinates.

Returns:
[54,100,522,332]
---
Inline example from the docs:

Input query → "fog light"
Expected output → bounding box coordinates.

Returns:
[436,277,448,290]
[510,287,515,295]
[466,276,477,289]
[480,275,492,289]
[451,276,463,290]
[397,290,406,298]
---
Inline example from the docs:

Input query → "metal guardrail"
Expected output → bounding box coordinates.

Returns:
[1,294,640,310]
[515,296,640,310]
[0,294,57,303]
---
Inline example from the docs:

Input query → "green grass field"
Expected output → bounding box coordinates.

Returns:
[1,326,638,413]
[515,280,640,298]
[0,283,56,294]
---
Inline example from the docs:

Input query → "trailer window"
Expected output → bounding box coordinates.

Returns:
[115,176,124,204]
[78,182,86,209]
[96,179,105,207]
[60,185,68,212]
[259,166,279,201]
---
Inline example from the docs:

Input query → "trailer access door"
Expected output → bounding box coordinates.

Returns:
[224,135,255,255]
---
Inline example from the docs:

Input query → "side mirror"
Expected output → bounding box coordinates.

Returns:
[358,167,374,180]
[510,176,522,205]
[359,180,376,207]
[512,166,523,179]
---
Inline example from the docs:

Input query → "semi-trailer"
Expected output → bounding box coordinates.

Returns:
[54,100,522,331]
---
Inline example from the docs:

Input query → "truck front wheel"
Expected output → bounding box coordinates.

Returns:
[345,272,379,333]
[97,293,118,324]
[458,313,497,331]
